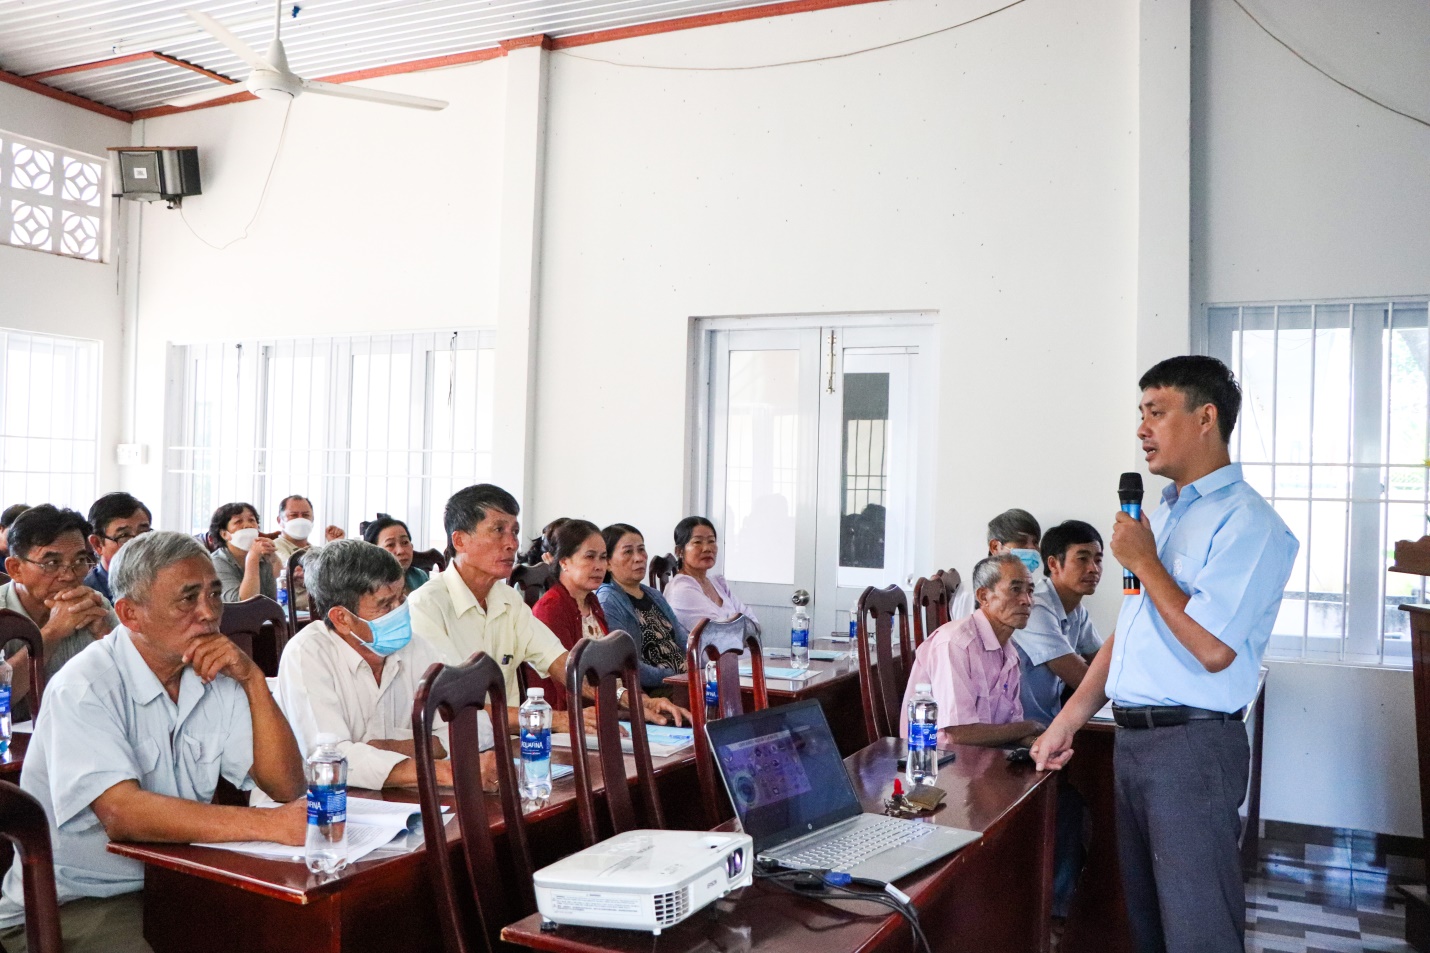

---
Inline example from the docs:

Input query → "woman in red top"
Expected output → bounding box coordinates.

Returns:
[531,519,609,709]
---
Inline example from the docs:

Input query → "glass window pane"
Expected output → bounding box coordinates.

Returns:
[1311,305,1352,464]
[722,350,800,585]
[1237,307,1275,464]
[840,372,889,570]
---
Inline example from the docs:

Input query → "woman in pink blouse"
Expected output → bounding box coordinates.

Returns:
[663,516,759,633]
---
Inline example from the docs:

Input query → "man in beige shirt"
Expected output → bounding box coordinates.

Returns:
[408,484,687,733]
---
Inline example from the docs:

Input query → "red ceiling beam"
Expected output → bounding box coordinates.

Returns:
[0,67,133,122]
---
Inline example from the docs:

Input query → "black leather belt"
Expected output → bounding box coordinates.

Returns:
[1111,704,1245,729]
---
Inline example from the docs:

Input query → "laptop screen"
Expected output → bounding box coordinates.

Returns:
[704,699,864,851]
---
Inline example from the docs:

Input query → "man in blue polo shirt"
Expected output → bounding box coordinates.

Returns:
[1031,355,1298,953]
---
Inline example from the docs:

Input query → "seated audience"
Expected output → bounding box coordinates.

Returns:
[362,514,430,593]
[900,552,1044,747]
[597,523,689,694]
[209,502,278,602]
[664,517,758,633]
[0,532,306,951]
[273,494,317,612]
[531,520,609,708]
[1014,520,1104,727]
[0,503,30,560]
[274,540,493,791]
[85,492,152,602]
[408,484,687,731]
[2,505,118,716]
[949,508,1043,620]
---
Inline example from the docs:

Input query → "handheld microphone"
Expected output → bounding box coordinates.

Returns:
[1119,472,1144,595]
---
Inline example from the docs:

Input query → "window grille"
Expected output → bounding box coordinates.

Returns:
[0,130,107,262]
[0,329,102,511]
[164,331,495,549]
[1202,299,1430,666]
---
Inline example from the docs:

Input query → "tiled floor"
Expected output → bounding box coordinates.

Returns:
[1246,823,1423,953]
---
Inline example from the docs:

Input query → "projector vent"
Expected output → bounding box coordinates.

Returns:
[653,887,691,925]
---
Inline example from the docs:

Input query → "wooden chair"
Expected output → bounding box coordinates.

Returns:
[0,609,45,718]
[0,781,63,953]
[566,630,664,846]
[686,615,767,825]
[508,563,556,609]
[912,568,961,648]
[283,550,304,636]
[195,532,220,553]
[854,584,915,744]
[412,653,534,953]
[647,554,677,592]
[411,548,447,574]
[219,596,289,677]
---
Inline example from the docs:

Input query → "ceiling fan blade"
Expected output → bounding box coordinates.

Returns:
[301,79,448,111]
[184,9,268,71]
[165,82,248,108]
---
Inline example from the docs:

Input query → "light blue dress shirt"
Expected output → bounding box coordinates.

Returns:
[0,626,257,927]
[1107,463,1298,713]
[1013,584,1103,727]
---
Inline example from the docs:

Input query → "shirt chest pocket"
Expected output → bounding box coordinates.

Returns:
[1162,545,1208,593]
[180,734,225,804]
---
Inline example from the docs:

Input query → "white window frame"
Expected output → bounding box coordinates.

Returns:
[1197,297,1430,667]
[0,129,109,263]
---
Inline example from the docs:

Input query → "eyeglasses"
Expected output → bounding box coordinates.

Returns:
[101,528,151,546]
[16,554,98,577]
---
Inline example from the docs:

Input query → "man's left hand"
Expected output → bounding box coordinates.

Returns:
[1111,510,1158,578]
[325,525,345,543]
[184,633,260,686]
[642,697,690,727]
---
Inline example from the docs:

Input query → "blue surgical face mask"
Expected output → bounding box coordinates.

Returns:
[360,601,412,657]
[1009,548,1043,576]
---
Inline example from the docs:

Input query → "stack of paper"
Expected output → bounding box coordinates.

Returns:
[739,664,816,681]
[553,724,696,758]
[762,648,848,662]
[197,797,438,865]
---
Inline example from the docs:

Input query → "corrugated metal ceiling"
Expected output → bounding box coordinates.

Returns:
[0,0,799,114]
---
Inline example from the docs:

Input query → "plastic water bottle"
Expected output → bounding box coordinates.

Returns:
[849,599,860,641]
[305,734,348,874]
[519,688,553,800]
[276,572,289,609]
[704,659,720,718]
[0,650,11,758]
[906,683,939,787]
[790,590,811,671]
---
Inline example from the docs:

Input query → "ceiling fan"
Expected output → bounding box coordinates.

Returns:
[166,1,448,111]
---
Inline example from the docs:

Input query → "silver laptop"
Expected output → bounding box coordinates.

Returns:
[705,699,980,883]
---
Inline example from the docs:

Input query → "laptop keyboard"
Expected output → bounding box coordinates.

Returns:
[775,817,935,872]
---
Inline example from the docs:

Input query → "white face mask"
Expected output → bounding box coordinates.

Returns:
[229,527,261,551]
[284,517,314,541]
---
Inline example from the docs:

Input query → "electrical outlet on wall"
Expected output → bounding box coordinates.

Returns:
[116,443,148,466]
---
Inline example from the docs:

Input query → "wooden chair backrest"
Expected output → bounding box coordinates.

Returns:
[219,596,289,677]
[412,653,534,953]
[0,780,63,953]
[647,554,678,593]
[0,609,45,717]
[686,615,767,825]
[854,584,914,743]
[566,630,665,846]
[411,548,448,574]
[912,568,961,647]
[283,550,304,636]
[508,563,557,609]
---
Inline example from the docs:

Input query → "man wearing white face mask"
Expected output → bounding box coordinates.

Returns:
[274,540,497,791]
[210,502,279,602]
[274,494,316,612]
[949,508,1043,621]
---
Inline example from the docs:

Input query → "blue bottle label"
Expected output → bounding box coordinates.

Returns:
[791,626,809,648]
[849,618,858,639]
[908,722,937,751]
[705,676,719,706]
[520,728,550,761]
[0,684,10,717]
[306,784,346,825]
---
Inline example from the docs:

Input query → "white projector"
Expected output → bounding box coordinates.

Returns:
[533,829,754,934]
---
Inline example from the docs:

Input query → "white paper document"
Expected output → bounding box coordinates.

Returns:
[739,664,816,681]
[196,797,439,865]
[553,723,695,758]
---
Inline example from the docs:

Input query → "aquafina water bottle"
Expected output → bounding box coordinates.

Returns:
[704,659,719,719]
[906,683,939,787]
[519,687,553,800]
[790,590,811,670]
[0,649,11,758]
[305,733,347,874]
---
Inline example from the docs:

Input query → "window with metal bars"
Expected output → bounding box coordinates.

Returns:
[0,130,107,262]
[0,329,102,512]
[163,331,495,550]
[1201,299,1430,666]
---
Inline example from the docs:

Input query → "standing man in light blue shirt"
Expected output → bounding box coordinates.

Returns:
[0,532,307,953]
[1032,356,1298,953]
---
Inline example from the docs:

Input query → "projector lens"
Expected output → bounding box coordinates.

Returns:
[726,847,745,879]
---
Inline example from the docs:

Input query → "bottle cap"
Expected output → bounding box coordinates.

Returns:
[314,732,341,746]
[916,682,932,694]
[526,687,545,699]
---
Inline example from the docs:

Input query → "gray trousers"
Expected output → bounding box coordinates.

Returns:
[0,892,152,953]
[1114,720,1250,953]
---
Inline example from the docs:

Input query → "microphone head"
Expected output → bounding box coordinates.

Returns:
[1119,472,1143,494]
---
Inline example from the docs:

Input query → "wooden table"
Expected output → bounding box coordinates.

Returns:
[1059,675,1269,953]
[109,745,702,953]
[665,641,869,756]
[503,738,1058,953]
[0,731,28,781]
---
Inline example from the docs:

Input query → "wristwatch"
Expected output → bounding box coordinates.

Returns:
[615,686,628,707]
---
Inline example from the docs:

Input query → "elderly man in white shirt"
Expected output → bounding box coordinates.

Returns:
[276,539,495,791]
[0,532,307,953]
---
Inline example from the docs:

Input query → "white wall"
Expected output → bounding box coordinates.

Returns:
[1192,0,1430,837]
[0,83,131,496]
